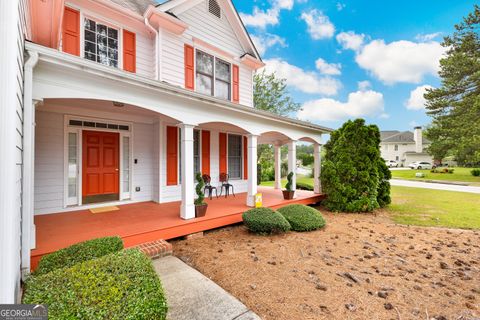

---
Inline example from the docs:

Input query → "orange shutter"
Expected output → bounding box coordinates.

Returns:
[184,44,195,90]
[201,130,210,175]
[219,133,227,175]
[123,30,136,73]
[166,126,178,186]
[62,7,80,56]
[232,64,239,103]
[243,136,248,180]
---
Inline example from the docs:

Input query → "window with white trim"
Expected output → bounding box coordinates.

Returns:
[196,50,231,100]
[228,134,242,179]
[84,18,118,67]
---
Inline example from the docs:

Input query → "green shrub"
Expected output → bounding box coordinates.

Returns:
[35,236,123,276]
[431,168,439,173]
[242,207,291,234]
[278,204,326,232]
[194,172,206,205]
[285,172,294,191]
[24,249,168,320]
[448,168,454,174]
[321,119,390,212]
[472,169,480,176]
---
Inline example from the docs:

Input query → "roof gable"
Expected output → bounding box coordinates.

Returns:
[156,0,261,60]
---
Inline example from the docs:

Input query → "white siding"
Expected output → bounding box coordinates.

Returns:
[160,30,184,87]
[34,111,155,214]
[179,1,244,56]
[136,32,155,79]
[239,65,253,107]
[34,112,64,213]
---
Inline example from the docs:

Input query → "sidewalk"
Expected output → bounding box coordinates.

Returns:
[390,179,480,194]
[153,256,261,320]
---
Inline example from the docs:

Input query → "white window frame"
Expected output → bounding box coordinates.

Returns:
[63,115,133,208]
[64,4,124,69]
[195,49,231,101]
[225,132,244,181]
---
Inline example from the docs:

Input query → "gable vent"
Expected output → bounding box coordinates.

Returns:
[208,0,221,18]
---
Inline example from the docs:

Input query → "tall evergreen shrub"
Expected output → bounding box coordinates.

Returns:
[321,119,391,212]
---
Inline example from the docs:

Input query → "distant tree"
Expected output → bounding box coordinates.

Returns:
[254,70,301,116]
[321,119,391,212]
[425,5,480,163]
[254,70,302,182]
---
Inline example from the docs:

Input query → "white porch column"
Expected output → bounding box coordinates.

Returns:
[313,143,322,194]
[274,144,281,189]
[246,134,258,207]
[287,140,297,197]
[179,124,195,219]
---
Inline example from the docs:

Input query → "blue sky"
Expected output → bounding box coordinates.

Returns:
[233,0,477,131]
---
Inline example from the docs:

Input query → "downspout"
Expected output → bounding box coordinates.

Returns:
[21,50,39,277]
[144,16,159,81]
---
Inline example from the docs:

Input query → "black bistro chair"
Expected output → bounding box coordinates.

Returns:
[219,173,235,198]
[202,174,218,200]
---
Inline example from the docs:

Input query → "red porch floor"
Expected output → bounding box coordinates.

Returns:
[31,187,325,269]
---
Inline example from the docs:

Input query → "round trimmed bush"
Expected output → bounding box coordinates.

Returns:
[278,204,326,232]
[242,207,291,234]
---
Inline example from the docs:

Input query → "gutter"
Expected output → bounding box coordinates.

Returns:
[26,42,333,133]
[144,16,159,80]
[21,50,39,277]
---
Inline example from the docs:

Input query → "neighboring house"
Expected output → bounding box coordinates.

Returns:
[0,0,331,302]
[380,127,433,166]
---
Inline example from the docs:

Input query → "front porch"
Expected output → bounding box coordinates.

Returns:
[31,187,325,269]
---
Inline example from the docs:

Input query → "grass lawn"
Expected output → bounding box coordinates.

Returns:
[260,175,314,188]
[388,186,480,229]
[391,167,480,186]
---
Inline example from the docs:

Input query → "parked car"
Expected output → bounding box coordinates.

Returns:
[408,161,434,170]
[385,160,399,168]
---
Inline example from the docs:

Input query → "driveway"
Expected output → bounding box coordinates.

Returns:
[390,179,480,194]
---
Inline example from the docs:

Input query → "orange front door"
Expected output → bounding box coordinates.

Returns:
[82,131,119,203]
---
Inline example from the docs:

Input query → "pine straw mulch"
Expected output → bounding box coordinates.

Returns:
[171,209,480,320]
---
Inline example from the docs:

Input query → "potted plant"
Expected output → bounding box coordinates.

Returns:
[195,172,208,217]
[282,172,295,200]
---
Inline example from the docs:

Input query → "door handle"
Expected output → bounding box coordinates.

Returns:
[115,168,119,171]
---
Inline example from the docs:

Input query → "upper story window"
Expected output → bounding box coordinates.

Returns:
[394,144,398,151]
[196,50,231,100]
[84,18,118,67]
[208,0,221,18]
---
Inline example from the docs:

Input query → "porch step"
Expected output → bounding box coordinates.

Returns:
[133,239,172,260]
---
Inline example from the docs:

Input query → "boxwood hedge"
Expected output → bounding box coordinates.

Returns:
[278,204,326,232]
[242,207,291,234]
[34,236,124,276]
[23,249,168,320]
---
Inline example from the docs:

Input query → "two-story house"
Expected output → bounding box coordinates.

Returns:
[380,127,432,166]
[0,0,331,302]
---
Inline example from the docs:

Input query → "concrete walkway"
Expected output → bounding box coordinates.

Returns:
[391,179,480,194]
[153,256,261,320]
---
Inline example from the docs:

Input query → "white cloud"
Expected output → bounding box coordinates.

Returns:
[405,85,433,110]
[263,58,341,95]
[301,10,335,40]
[409,120,419,127]
[336,31,365,51]
[357,80,371,91]
[415,32,442,42]
[240,8,280,29]
[251,33,287,56]
[336,2,346,11]
[298,90,385,122]
[356,40,446,84]
[274,0,294,10]
[239,0,296,29]
[315,58,341,75]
